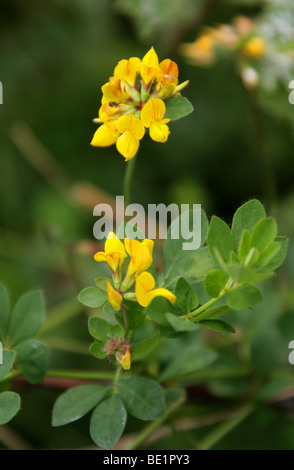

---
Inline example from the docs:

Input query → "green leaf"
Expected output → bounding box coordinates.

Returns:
[88,316,111,342]
[89,341,107,359]
[52,384,110,427]
[164,208,209,274]
[227,285,263,310]
[175,277,199,313]
[199,319,235,334]
[207,216,233,264]
[226,265,273,284]
[117,377,165,421]
[205,270,228,298]
[78,287,107,308]
[251,218,278,252]
[257,241,281,267]
[164,246,216,290]
[165,313,200,332]
[15,339,49,384]
[0,283,10,342]
[238,229,251,260]
[260,236,288,271]
[95,277,107,291]
[90,394,127,449]
[0,391,21,425]
[145,297,177,327]
[0,349,16,380]
[7,290,45,347]
[123,300,146,330]
[132,332,160,361]
[194,305,231,322]
[231,199,266,250]
[164,94,193,121]
[159,346,217,382]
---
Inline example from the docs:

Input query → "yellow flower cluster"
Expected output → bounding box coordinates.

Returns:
[180,15,266,66]
[94,232,176,310]
[91,47,188,161]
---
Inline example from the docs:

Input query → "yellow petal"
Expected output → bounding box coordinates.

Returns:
[106,280,123,311]
[142,47,159,68]
[105,232,126,256]
[114,57,141,84]
[117,114,145,140]
[90,124,119,147]
[140,64,163,85]
[116,132,140,161]
[149,121,170,143]
[148,287,176,305]
[101,79,128,102]
[242,37,266,58]
[140,98,166,127]
[125,239,154,277]
[117,347,131,370]
[159,59,178,83]
[135,271,155,307]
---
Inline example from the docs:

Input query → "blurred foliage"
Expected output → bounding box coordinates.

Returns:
[0,0,294,450]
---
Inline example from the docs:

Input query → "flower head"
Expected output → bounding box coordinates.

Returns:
[91,47,188,160]
[94,232,126,273]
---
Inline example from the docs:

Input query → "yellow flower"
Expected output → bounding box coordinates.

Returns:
[242,37,266,58]
[135,271,176,307]
[116,114,145,161]
[114,57,141,85]
[91,121,120,147]
[106,280,123,311]
[94,232,126,272]
[140,98,170,143]
[117,347,131,370]
[124,237,154,278]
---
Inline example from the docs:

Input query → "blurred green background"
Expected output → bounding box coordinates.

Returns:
[1,0,294,450]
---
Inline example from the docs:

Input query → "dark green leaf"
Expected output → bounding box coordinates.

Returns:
[117,377,165,421]
[175,277,199,313]
[78,287,107,308]
[52,384,110,427]
[90,394,127,449]
[146,296,177,327]
[0,283,10,342]
[132,332,160,361]
[0,350,16,380]
[15,339,49,384]
[165,313,200,332]
[0,391,21,425]
[199,319,235,334]
[7,290,45,347]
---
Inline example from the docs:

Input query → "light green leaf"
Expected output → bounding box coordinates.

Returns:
[7,290,45,347]
[90,394,127,449]
[260,236,288,271]
[0,391,21,425]
[15,339,49,384]
[117,377,165,421]
[175,277,199,313]
[251,218,277,252]
[238,229,251,261]
[227,285,263,310]
[0,350,16,380]
[88,317,111,342]
[0,283,10,342]
[207,216,233,264]
[199,319,235,334]
[78,287,107,308]
[164,94,194,121]
[231,199,266,250]
[95,277,107,291]
[226,265,273,284]
[89,341,107,360]
[166,313,200,332]
[205,270,228,298]
[52,384,110,427]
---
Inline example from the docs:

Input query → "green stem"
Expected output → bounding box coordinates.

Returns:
[197,403,254,450]
[123,155,137,207]
[45,369,114,381]
[124,395,186,450]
